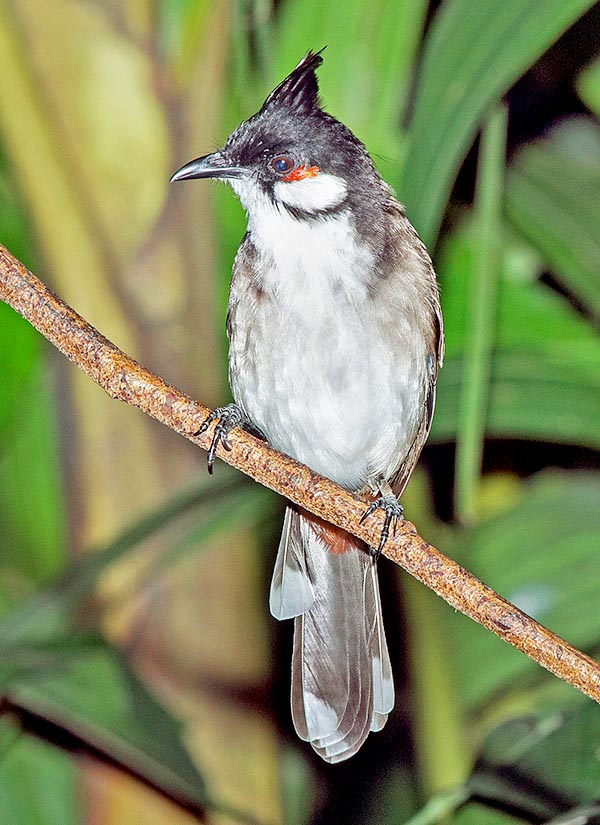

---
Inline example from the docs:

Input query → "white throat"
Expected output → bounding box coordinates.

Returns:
[229,177,374,304]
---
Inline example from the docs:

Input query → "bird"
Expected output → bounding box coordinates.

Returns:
[171,50,443,763]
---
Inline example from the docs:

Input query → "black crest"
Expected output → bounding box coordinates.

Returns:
[262,49,325,114]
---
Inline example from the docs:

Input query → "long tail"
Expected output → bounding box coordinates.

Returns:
[270,505,394,763]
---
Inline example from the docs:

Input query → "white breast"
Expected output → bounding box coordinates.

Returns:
[227,180,427,491]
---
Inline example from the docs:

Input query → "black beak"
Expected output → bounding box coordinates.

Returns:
[170,152,250,183]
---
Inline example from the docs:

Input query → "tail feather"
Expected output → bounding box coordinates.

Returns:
[366,560,395,718]
[270,506,315,620]
[290,536,360,741]
[291,609,352,740]
[312,697,373,762]
[369,712,388,733]
[310,562,376,754]
[274,509,393,763]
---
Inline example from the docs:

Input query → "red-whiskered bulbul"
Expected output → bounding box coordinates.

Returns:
[171,50,443,763]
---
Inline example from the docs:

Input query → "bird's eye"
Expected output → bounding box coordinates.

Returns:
[271,155,295,175]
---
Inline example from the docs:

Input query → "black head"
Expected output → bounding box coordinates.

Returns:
[171,50,384,220]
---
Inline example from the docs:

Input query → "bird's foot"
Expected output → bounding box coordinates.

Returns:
[360,485,404,559]
[195,403,260,473]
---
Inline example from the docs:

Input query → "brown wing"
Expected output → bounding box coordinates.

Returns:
[381,205,444,498]
[225,232,256,341]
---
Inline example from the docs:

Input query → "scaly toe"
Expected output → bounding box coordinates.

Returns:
[195,404,249,473]
[361,494,404,554]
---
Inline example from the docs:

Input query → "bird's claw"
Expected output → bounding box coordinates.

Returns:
[360,495,404,559]
[194,404,248,474]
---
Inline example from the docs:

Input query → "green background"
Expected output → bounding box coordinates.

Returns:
[0,1,599,823]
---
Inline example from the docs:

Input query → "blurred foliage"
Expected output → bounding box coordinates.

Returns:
[0,1,599,824]
[505,118,600,321]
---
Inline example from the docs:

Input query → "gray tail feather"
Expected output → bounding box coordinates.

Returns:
[270,506,315,620]
[272,507,394,763]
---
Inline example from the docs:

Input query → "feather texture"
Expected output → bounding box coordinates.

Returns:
[270,506,315,619]
[284,512,393,762]
[198,51,443,763]
[262,50,324,114]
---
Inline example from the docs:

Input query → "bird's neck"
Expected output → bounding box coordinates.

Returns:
[243,191,376,305]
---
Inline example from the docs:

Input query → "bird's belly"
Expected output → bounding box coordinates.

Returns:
[229,296,423,491]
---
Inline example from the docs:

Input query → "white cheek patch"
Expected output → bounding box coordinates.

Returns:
[274,173,347,213]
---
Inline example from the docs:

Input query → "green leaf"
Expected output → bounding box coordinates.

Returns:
[577,54,600,119]
[454,103,507,523]
[473,703,600,809]
[0,477,276,819]
[5,636,206,808]
[0,472,273,650]
[402,787,470,825]
[547,804,600,824]
[450,471,600,709]
[0,169,67,590]
[432,223,600,449]
[0,366,68,589]
[158,0,212,83]
[272,0,429,154]
[505,118,600,320]
[0,162,36,266]
[399,0,598,245]
[0,718,77,825]
[412,703,600,823]
[0,295,38,442]
[452,805,524,825]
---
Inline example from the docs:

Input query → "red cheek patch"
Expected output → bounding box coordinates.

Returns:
[283,164,320,182]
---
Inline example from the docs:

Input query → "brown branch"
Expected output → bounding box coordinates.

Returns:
[1,242,599,704]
